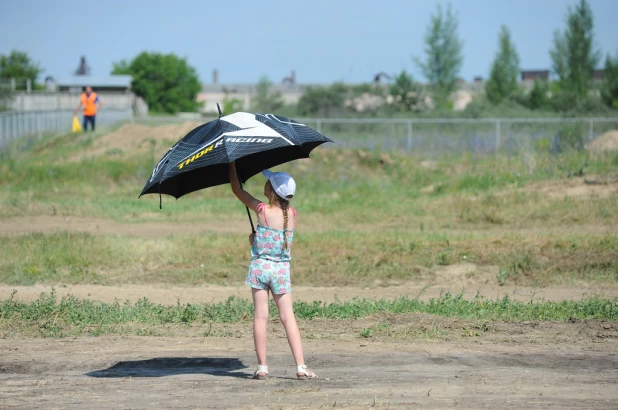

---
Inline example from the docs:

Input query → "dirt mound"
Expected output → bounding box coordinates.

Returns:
[586,130,618,152]
[68,122,203,162]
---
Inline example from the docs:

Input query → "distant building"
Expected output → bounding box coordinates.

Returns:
[521,70,550,82]
[75,56,91,76]
[593,69,605,81]
[520,68,605,84]
[198,83,319,114]
[198,71,511,114]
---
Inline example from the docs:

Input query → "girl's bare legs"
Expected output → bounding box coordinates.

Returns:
[252,288,269,377]
[273,292,316,377]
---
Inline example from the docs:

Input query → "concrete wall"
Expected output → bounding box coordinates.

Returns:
[9,92,148,115]
[197,82,486,114]
[198,84,307,114]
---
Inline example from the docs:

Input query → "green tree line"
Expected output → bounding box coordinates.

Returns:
[1,0,617,115]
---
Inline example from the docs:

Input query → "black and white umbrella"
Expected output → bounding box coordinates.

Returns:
[139,110,333,204]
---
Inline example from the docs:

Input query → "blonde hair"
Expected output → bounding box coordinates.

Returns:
[268,181,293,249]
[275,194,292,249]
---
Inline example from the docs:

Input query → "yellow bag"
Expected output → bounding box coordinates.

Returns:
[72,116,82,133]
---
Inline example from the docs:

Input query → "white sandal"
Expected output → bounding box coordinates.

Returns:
[253,364,268,380]
[297,364,318,379]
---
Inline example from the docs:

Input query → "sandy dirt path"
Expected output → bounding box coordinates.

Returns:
[1,322,617,409]
[2,283,617,305]
[2,215,617,237]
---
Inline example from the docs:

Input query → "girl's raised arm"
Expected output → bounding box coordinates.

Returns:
[229,162,261,213]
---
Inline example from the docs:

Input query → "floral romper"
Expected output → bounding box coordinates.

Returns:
[245,203,297,295]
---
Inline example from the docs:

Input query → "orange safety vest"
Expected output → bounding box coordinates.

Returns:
[81,92,99,116]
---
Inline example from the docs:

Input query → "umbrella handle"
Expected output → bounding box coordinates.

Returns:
[245,206,256,234]
[239,182,255,234]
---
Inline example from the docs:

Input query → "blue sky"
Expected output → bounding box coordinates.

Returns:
[1,0,617,84]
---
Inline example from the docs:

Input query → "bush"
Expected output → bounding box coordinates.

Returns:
[551,123,585,152]
[527,80,551,110]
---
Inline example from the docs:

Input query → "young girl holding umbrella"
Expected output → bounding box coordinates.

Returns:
[229,162,318,380]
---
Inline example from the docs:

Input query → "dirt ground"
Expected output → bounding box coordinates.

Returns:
[1,280,617,409]
[1,315,617,409]
[1,282,618,306]
[2,188,618,408]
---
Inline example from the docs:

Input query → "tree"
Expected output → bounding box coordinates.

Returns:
[415,3,464,109]
[0,50,43,87]
[527,79,551,110]
[485,25,520,105]
[550,0,600,103]
[389,71,425,112]
[601,52,618,109]
[112,52,201,114]
[0,84,12,111]
[252,76,284,113]
[222,96,243,115]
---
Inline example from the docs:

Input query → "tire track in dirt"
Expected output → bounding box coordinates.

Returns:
[1,215,616,238]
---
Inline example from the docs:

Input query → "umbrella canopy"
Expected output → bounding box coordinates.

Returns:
[139,112,332,199]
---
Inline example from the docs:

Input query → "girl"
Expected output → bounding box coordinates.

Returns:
[229,162,318,380]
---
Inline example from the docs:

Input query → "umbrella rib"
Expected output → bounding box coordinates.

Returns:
[279,135,295,146]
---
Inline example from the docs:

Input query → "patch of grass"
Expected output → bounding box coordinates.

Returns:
[2,230,616,288]
[490,235,618,286]
[2,290,615,338]
[0,233,113,285]
[1,129,617,288]
[359,327,374,338]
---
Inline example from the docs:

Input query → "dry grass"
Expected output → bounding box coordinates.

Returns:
[0,126,617,288]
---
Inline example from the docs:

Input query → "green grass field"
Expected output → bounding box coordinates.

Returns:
[1,124,617,332]
[2,288,616,338]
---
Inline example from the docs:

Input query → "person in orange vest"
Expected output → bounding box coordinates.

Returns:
[73,86,102,131]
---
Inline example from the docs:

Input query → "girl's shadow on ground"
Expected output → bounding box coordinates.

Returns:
[85,357,248,378]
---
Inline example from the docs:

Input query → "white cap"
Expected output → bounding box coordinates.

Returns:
[262,169,296,200]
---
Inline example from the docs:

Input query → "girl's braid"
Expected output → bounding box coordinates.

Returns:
[280,196,290,250]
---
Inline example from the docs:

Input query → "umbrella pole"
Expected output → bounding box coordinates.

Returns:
[245,206,255,234]
[240,182,256,234]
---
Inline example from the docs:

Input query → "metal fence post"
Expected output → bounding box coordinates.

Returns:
[589,119,593,141]
[37,112,42,140]
[495,119,501,153]
[18,112,23,140]
[316,119,322,134]
[407,120,413,152]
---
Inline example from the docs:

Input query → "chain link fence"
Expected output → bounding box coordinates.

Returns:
[134,115,618,156]
[297,118,618,156]
[3,111,617,156]
[0,109,134,149]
